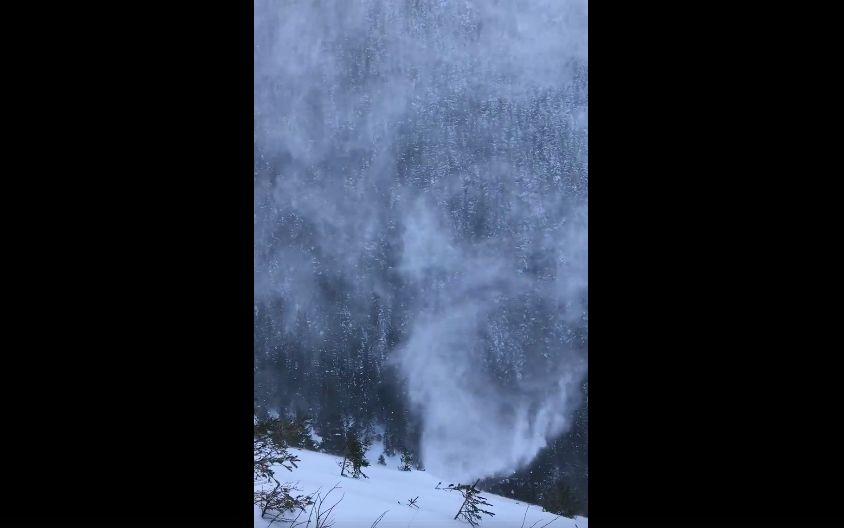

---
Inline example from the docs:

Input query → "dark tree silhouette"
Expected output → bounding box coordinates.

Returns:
[340,428,370,478]
[399,447,413,471]
[443,480,495,527]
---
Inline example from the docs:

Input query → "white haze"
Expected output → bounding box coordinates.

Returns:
[255,0,587,482]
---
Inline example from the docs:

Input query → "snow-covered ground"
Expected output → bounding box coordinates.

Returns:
[255,448,587,528]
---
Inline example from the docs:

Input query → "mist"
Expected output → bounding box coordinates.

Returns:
[254,0,587,482]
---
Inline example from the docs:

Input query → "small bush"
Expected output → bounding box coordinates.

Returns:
[442,480,495,527]
[254,420,313,523]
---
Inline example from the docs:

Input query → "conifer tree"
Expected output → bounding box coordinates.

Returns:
[340,427,370,478]
[444,480,495,527]
[399,447,413,471]
[540,480,579,518]
[254,419,312,522]
[255,415,318,450]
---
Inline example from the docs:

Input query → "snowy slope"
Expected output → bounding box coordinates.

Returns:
[255,448,587,528]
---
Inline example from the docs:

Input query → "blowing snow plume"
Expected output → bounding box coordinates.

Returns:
[254,0,587,482]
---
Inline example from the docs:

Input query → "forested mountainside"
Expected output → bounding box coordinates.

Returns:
[254,0,588,517]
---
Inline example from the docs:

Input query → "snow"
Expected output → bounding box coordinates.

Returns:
[255,448,587,528]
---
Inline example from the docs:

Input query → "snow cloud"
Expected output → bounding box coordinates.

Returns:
[255,0,587,481]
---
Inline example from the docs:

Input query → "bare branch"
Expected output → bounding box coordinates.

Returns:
[536,515,561,528]
[306,482,344,528]
[369,510,389,528]
[443,479,495,526]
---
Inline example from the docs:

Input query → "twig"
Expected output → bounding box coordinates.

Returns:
[312,483,344,528]
[536,515,562,528]
[370,510,389,528]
